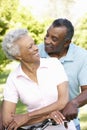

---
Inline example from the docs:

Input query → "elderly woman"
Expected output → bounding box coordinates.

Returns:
[2,29,76,130]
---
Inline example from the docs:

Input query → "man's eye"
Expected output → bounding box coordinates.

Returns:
[52,37,58,42]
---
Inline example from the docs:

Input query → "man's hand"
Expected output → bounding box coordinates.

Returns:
[62,100,78,121]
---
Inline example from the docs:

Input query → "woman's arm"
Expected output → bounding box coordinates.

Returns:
[6,81,69,130]
[28,81,69,119]
[2,100,16,128]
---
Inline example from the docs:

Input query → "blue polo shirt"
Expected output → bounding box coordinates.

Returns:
[38,43,87,127]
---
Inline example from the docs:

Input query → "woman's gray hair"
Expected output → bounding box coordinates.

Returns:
[2,28,28,60]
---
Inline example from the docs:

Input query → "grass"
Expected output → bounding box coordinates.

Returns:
[79,105,87,130]
[0,61,87,129]
[16,100,27,114]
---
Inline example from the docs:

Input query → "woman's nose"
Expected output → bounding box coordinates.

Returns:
[33,44,38,51]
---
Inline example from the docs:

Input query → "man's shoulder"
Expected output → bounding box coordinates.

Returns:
[38,43,44,48]
[38,43,49,58]
[38,43,45,52]
[70,43,87,56]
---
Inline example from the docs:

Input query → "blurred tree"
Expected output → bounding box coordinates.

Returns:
[0,0,18,20]
[10,6,47,43]
[0,0,19,71]
[74,13,87,49]
[0,0,50,71]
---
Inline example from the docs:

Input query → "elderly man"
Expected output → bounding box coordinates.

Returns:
[38,18,87,130]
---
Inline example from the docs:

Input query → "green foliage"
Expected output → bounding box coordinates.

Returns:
[0,0,19,20]
[0,19,8,37]
[0,19,10,71]
[0,69,10,84]
[74,13,87,49]
[0,0,19,71]
[0,0,52,70]
[16,100,27,114]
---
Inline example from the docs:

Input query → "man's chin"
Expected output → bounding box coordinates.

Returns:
[45,47,52,54]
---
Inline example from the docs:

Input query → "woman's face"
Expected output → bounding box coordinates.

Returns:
[15,35,40,63]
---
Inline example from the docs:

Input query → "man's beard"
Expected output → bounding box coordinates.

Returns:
[47,44,64,55]
[48,50,60,55]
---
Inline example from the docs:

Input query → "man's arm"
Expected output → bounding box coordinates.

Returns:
[62,86,87,121]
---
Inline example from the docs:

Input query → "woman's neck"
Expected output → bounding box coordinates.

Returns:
[21,61,40,83]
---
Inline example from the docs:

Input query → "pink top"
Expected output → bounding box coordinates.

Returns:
[4,58,68,112]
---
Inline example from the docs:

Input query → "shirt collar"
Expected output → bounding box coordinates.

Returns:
[43,43,74,63]
[60,43,74,63]
[16,64,30,79]
[16,60,47,78]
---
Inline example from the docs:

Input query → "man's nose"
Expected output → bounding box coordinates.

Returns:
[45,37,51,44]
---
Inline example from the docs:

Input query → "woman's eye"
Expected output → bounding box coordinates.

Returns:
[28,45,32,49]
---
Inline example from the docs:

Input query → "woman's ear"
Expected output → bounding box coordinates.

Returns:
[15,55,22,61]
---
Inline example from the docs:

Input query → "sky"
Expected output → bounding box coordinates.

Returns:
[20,0,87,24]
[20,0,49,18]
[71,0,87,23]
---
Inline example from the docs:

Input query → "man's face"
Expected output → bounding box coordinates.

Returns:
[44,25,68,55]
